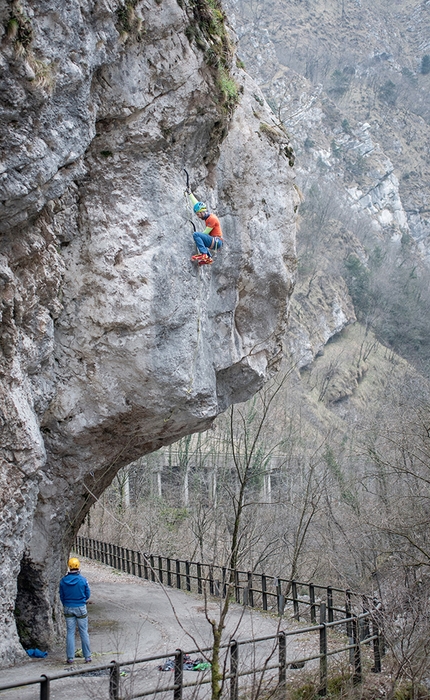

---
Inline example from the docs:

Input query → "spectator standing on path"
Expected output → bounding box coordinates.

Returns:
[59,557,92,664]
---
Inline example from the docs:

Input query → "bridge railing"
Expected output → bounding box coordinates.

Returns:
[1,608,383,699]
[75,536,371,623]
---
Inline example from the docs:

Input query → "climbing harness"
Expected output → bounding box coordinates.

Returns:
[210,237,222,251]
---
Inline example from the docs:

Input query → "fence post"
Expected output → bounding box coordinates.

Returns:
[310,583,316,624]
[345,590,352,637]
[373,600,386,658]
[279,631,287,690]
[277,579,285,616]
[235,570,240,603]
[40,675,50,700]
[176,559,181,589]
[131,549,136,576]
[167,558,172,587]
[230,639,239,700]
[361,597,370,640]
[209,566,214,596]
[222,567,227,598]
[197,562,202,594]
[109,660,120,700]
[262,574,268,611]
[174,649,184,700]
[150,554,155,582]
[137,551,142,578]
[292,580,299,620]
[243,586,249,606]
[352,617,362,685]
[372,616,382,673]
[247,572,254,608]
[327,586,333,623]
[186,561,191,591]
[208,564,214,595]
[158,555,163,583]
[343,589,352,664]
[319,603,327,697]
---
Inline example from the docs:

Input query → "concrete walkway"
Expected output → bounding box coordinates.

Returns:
[0,559,318,699]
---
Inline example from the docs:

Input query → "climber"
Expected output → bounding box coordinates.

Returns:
[59,557,92,664]
[187,190,223,266]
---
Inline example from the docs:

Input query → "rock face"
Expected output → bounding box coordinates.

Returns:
[0,0,297,664]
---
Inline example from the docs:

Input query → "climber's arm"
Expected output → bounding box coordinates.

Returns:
[188,192,199,207]
[202,226,213,235]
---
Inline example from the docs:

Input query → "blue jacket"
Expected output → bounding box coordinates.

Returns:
[59,571,91,607]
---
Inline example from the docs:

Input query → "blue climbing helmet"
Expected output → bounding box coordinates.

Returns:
[193,201,207,213]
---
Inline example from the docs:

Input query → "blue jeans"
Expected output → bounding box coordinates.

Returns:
[193,232,223,256]
[64,605,91,660]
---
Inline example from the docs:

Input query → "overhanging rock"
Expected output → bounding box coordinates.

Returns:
[0,0,297,664]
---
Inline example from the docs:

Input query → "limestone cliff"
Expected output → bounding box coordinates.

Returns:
[0,0,297,664]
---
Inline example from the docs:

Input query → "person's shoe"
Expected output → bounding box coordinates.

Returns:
[66,659,74,664]
[85,657,92,663]
[191,253,205,261]
[198,254,213,265]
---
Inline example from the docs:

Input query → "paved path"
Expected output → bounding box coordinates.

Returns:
[0,559,318,699]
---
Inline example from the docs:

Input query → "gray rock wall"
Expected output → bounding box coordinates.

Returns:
[0,0,297,664]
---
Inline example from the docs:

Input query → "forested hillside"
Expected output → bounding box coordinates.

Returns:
[225,0,430,375]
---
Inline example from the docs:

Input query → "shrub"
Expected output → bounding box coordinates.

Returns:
[217,67,239,106]
[421,55,430,75]
[5,5,32,49]
[378,79,397,105]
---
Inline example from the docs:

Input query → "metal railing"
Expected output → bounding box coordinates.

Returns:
[75,536,369,623]
[0,603,383,699]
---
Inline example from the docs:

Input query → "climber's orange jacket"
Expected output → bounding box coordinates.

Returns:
[204,213,223,240]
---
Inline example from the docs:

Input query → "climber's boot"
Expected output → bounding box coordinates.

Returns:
[198,254,213,266]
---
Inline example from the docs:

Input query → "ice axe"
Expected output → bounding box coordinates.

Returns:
[183,168,196,232]
[183,167,191,193]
